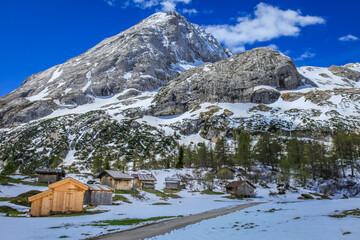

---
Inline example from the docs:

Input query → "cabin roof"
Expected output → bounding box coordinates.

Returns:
[225,181,256,189]
[35,168,65,175]
[132,174,157,181]
[48,177,89,190]
[165,177,181,183]
[28,189,53,202]
[87,184,114,192]
[97,170,134,180]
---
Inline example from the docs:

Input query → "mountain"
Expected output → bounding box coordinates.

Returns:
[0,11,231,127]
[152,47,316,116]
[0,12,359,174]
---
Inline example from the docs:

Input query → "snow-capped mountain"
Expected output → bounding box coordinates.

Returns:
[0,12,359,173]
[0,11,231,127]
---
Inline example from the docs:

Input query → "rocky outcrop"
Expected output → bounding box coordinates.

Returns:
[153,47,313,116]
[0,11,231,127]
[328,65,360,82]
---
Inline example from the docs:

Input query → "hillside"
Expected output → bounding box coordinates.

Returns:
[0,12,359,174]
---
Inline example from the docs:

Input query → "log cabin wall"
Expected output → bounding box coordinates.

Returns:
[51,182,86,212]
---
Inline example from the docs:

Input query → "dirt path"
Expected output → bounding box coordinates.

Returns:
[91,202,264,240]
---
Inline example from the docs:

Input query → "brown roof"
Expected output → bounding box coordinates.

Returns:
[225,181,256,189]
[35,168,65,176]
[87,184,114,192]
[49,177,89,190]
[97,170,134,180]
[28,189,53,202]
[132,174,157,181]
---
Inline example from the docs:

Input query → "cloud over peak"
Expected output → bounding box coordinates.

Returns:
[205,3,325,53]
[339,34,359,42]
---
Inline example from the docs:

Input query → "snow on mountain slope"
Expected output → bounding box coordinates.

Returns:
[1,61,359,170]
[0,11,231,128]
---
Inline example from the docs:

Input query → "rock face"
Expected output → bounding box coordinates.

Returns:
[0,11,231,127]
[152,47,312,116]
[328,65,360,82]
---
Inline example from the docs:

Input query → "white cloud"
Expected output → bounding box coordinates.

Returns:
[205,3,325,53]
[104,0,116,7]
[182,8,198,15]
[129,0,192,12]
[294,51,315,61]
[339,34,359,42]
[265,44,279,50]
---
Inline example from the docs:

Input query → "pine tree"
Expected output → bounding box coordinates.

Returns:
[234,131,252,170]
[214,138,228,169]
[175,146,184,169]
[92,155,103,174]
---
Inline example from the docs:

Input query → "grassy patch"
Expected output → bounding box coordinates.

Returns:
[49,210,107,217]
[59,236,69,238]
[93,216,176,226]
[113,194,132,204]
[143,189,181,200]
[162,188,180,194]
[200,190,224,195]
[114,189,132,194]
[329,208,360,218]
[264,208,283,213]
[152,202,172,205]
[0,190,42,207]
[0,174,48,187]
[222,195,243,200]
[0,206,27,217]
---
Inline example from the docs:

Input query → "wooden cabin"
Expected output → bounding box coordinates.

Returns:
[35,168,66,183]
[216,167,235,179]
[97,170,134,190]
[28,177,88,217]
[165,177,181,190]
[225,181,256,197]
[132,174,157,189]
[84,184,113,206]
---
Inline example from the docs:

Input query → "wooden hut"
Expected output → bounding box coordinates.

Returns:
[165,177,181,190]
[84,184,113,206]
[97,170,134,190]
[216,167,235,179]
[132,174,157,189]
[225,181,256,197]
[35,168,66,183]
[28,177,88,217]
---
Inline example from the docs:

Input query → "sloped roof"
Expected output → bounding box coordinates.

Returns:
[165,177,181,183]
[28,189,53,202]
[87,184,114,192]
[48,177,89,190]
[225,181,256,189]
[97,170,134,180]
[35,168,65,174]
[132,174,157,181]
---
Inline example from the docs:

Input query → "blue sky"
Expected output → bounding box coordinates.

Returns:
[1,0,359,97]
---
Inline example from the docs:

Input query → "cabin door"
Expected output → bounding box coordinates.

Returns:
[65,192,74,211]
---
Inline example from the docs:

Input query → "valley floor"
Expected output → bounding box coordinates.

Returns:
[0,169,359,240]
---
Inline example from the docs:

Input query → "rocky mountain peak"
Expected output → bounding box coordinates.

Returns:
[152,47,315,116]
[0,11,231,127]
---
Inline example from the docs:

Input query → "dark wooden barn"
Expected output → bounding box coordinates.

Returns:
[164,177,181,190]
[84,184,113,206]
[225,181,256,197]
[35,168,66,184]
[97,170,134,190]
[216,167,235,179]
[132,174,157,189]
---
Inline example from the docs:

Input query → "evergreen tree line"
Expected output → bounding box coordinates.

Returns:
[88,130,359,184]
[179,131,360,183]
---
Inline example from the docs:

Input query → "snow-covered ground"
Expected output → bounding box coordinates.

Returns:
[0,169,359,240]
[149,198,360,240]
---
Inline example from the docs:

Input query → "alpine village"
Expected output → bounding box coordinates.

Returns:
[0,3,360,240]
